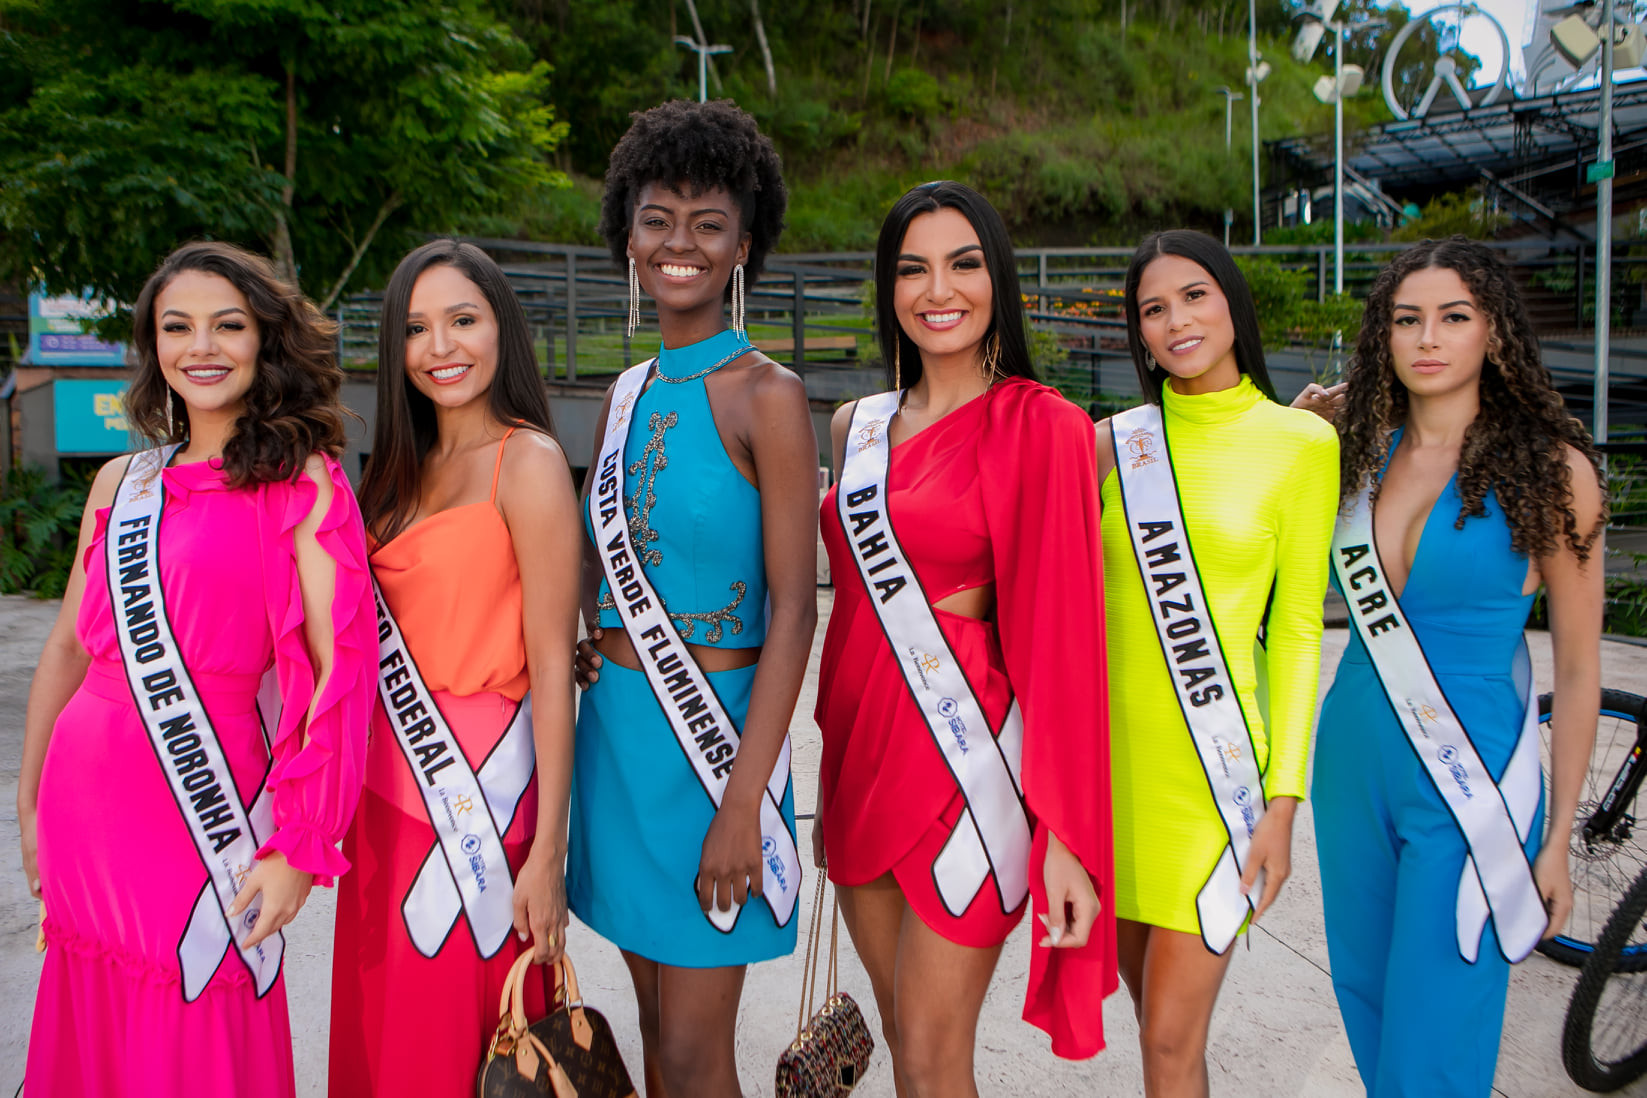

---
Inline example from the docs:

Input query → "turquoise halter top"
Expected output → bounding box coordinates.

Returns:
[590,328,767,648]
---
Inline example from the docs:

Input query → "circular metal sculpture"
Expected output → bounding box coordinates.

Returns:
[1381,3,1516,120]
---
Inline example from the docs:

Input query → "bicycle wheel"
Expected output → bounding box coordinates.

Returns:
[1564,865,1647,1090]
[1539,689,1647,970]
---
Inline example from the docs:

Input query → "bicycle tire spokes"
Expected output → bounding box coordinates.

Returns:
[1541,691,1647,970]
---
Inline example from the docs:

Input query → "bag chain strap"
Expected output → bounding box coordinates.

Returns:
[794,867,842,1042]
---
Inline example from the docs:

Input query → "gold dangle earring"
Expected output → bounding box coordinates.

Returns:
[893,339,902,391]
[165,390,176,439]
[984,331,1002,383]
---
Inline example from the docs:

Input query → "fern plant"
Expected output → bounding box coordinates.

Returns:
[0,464,91,598]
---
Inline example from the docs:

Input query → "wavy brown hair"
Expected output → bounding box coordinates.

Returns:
[128,242,347,485]
[1340,236,1604,563]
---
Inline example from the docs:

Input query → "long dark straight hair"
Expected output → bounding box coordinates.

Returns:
[358,239,555,544]
[1123,230,1278,405]
[873,181,1036,391]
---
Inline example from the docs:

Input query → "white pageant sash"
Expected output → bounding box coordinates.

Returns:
[1110,405,1267,953]
[1332,486,1545,963]
[373,580,534,959]
[589,362,800,932]
[838,392,1030,916]
[108,446,282,1001]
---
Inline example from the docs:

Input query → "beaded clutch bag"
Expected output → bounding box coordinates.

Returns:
[775,872,875,1097]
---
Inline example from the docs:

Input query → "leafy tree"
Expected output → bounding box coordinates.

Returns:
[0,0,565,320]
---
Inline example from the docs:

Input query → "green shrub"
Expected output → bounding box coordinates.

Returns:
[0,464,91,599]
[882,68,945,120]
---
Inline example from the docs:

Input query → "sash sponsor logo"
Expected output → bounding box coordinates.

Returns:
[1438,745,1474,798]
[937,698,971,753]
[907,646,942,689]
[1233,785,1256,835]
[856,417,886,453]
[762,836,789,892]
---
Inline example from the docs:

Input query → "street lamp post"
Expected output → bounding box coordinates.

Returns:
[675,37,732,103]
[1217,84,1245,247]
[1249,0,1263,244]
[1596,3,1616,452]
[1216,86,1243,153]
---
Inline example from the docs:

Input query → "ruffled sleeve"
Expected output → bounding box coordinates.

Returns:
[978,379,1117,1059]
[252,454,376,885]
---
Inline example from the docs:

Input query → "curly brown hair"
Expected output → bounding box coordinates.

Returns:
[598,98,787,291]
[1340,235,1604,563]
[127,242,349,486]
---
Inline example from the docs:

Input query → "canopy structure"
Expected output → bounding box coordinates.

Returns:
[1271,82,1647,234]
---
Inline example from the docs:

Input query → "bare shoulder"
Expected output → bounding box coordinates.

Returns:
[740,352,808,408]
[86,454,134,513]
[502,426,571,475]
[1561,442,1604,513]
[830,399,858,441]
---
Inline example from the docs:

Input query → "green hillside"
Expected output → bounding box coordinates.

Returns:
[491,0,1462,250]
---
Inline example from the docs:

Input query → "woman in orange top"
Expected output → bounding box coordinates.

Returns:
[330,240,582,1095]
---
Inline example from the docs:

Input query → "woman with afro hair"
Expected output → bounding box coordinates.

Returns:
[1313,236,1603,1095]
[569,99,817,1095]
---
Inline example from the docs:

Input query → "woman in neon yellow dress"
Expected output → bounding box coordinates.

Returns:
[1096,230,1338,1098]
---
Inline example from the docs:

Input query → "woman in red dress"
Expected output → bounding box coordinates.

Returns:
[815,181,1115,1093]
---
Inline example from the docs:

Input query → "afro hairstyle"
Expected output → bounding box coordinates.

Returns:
[599,98,788,289]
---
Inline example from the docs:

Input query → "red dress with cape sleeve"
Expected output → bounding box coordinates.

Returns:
[816,377,1114,1059]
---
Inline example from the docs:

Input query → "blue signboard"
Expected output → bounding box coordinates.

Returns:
[29,291,127,366]
[54,379,132,454]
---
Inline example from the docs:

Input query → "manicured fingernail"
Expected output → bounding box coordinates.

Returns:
[519,930,529,941]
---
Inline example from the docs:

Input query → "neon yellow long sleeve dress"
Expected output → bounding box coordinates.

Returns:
[1101,375,1339,932]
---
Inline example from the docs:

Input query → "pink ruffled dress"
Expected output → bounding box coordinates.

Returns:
[25,454,375,1098]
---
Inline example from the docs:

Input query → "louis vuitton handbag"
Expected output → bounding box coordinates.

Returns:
[477,950,637,1098]
[775,871,875,1097]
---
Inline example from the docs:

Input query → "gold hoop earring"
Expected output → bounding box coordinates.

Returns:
[893,340,902,391]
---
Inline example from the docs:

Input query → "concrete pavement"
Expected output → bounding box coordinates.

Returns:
[2,589,1645,1095]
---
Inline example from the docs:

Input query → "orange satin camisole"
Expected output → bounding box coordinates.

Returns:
[369,428,529,701]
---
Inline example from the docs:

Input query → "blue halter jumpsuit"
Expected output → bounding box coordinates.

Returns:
[1314,436,1545,1097]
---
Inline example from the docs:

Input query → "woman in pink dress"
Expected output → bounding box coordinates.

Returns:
[18,241,376,1097]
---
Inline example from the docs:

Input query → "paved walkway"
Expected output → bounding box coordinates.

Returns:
[2,590,1646,1095]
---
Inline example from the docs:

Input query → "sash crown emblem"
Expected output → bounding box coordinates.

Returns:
[856,417,885,452]
[1125,427,1158,469]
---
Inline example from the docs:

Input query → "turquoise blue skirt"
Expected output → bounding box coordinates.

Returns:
[567,659,798,967]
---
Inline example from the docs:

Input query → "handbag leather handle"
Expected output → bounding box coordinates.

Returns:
[496,949,598,1053]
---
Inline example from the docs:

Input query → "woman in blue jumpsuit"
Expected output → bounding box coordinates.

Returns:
[1313,237,1604,1096]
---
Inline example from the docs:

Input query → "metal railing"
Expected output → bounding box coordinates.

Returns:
[329,237,1647,393]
